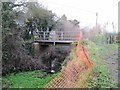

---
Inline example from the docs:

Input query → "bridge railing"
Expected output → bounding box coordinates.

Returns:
[34,30,81,41]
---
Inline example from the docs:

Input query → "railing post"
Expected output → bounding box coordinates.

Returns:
[53,42,55,46]
[61,31,64,40]
[43,32,45,40]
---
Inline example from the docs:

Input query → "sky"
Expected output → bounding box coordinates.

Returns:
[37,0,119,32]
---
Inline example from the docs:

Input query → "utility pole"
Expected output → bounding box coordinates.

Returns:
[96,12,98,30]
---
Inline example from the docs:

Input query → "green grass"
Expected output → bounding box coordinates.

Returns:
[87,65,115,88]
[82,39,118,88]
[2,70,59,88]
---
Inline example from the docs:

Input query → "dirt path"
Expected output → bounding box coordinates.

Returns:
[100,44,119,86]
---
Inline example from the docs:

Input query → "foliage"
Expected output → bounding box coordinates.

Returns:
[94,34,107,44]
[61,14,67,20]
[22,2,56,40]
[62,42,77,67]
[2,2,16,31]
[41,45,71,69]
[2,2,18,74]
[82,25,102,41]
[2,1,118,88]
[2,70,60,88]
[83,39,117,88]
[69,19,79,26]
[2,2,46,75]
[2,0,62,75]
[87,66,115,88]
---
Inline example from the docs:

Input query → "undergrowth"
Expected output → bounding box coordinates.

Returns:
[82,39,117,88]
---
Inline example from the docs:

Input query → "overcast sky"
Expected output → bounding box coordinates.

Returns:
[37,0,119,32]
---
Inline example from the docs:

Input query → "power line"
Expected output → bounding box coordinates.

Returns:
[38,0,98,27]
[38,1,96,14]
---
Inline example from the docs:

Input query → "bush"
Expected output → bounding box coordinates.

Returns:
[2,33,44,76]
[41,45,71,72]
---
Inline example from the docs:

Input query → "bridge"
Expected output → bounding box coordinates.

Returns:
[32,30,82,58]
[33,30,81,45]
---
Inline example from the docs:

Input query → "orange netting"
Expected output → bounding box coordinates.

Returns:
[44,32,93,88]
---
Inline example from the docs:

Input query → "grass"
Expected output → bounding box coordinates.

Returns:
[82,39,118,88]
[87,65,115,88]
[2,70,60,88]
[2,39,118,88]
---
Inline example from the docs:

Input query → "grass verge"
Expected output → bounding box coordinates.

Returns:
[82,39,117,88]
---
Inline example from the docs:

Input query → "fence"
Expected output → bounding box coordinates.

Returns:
[44,32,93,88]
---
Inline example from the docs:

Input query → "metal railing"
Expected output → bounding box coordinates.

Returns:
[34,30,81,41]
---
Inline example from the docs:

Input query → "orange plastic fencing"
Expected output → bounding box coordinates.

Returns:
[44,32,93,88]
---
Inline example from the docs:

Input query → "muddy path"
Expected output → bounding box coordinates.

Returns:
[99,44,119,86]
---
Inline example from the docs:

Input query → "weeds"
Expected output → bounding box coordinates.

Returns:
[2,70,59,88]
[83,39,118,88]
